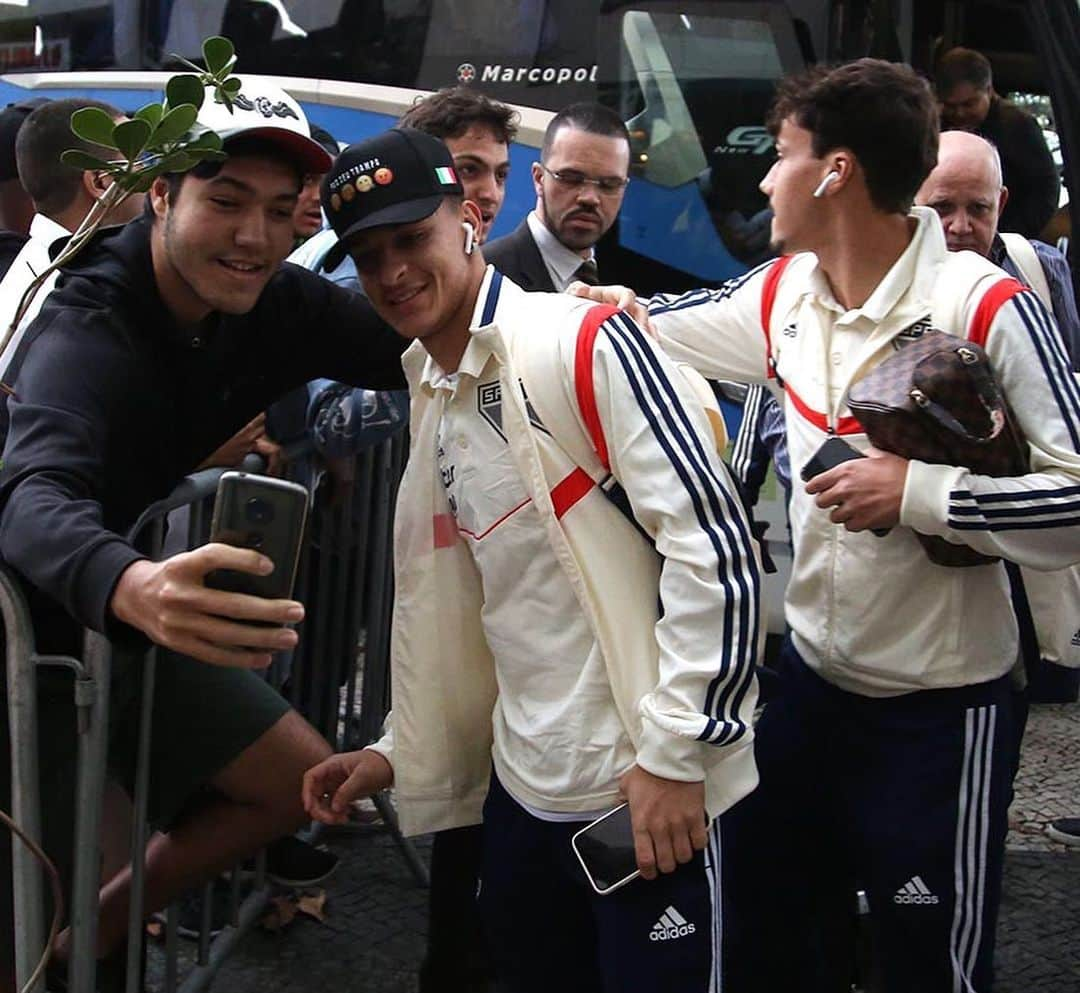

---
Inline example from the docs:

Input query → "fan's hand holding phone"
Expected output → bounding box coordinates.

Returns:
[206,471,308,602]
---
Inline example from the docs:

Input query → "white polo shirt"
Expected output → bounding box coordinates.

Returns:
[425,334,633,819]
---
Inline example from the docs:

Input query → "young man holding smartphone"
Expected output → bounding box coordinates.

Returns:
[0,80,407,978]
[302,127,762,992]
[577,59,1080,992]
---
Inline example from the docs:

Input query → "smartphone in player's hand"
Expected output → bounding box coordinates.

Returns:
[206,471,308,601]
[800,435,866,483]
[801,437,891,537]
[571,803,640,896]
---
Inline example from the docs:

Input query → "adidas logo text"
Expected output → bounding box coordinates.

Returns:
[893,875,939,905]
[649,905,696,941]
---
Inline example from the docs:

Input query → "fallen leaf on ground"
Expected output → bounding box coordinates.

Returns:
[297,889,327,922]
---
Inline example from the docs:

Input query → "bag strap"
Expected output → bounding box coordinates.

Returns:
[1000,233,1053,311]
[760,255,793,380]
[967,276,1027,348]
[574,304,620,472]
[911,346,1008,443]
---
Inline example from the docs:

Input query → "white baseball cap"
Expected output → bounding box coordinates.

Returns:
[194,75,332,174]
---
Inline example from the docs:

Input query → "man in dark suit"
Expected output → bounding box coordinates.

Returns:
[484,102,630,291]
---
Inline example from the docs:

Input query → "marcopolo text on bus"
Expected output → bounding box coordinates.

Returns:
[481,64,598,84]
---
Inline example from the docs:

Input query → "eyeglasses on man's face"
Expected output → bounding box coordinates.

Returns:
[540,164,629,195]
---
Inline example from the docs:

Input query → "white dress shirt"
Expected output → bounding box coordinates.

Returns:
[0,213,69,380]
[526,210,596,292]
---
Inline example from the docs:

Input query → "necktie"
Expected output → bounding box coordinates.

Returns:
[572,258,599,287]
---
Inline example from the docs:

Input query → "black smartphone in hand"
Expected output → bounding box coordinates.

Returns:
[801,437,891,537]
[800,436,866,482]
[206,471,308,600]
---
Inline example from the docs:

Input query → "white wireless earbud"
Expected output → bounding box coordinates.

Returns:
[462,221,476,255]
[812,171,840,199]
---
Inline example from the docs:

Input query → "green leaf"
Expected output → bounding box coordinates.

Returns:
[222,76,242,95]
[60,149,117,172]
[203,36,235,74]
[112,118,153,162]
[70,107,118,147]
[165,74,205,113]
[158,151,198,172]
[190,148,227,162]
[152,104,198,145]
[186,130,223,151]
[134,102,163,129]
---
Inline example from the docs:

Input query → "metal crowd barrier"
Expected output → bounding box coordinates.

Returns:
[4,427,414,992]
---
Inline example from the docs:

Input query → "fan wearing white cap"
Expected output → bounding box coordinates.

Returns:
[0,79,409,978]
[147,77,331,320]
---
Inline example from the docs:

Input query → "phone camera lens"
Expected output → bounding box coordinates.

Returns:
[245,497,274,525]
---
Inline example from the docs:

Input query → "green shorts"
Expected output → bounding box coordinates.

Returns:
[107,650,292,826]
[1,648,289,942]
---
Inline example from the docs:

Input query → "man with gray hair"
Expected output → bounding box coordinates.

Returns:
[915,129,1079,366]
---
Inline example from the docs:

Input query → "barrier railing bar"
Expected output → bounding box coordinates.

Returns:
[68,630,111,993]
[174,888,272,993]
[165,904,178,993]
[0,567,46,992]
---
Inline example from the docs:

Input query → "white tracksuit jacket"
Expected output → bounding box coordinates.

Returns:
[370,268,762,836]
[647,207,1080,696]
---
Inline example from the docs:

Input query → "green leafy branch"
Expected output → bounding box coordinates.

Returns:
[0,36,242,387]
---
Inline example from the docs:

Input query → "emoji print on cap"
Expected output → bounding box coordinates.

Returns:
[374,167,393,185]
[356,174,374,193]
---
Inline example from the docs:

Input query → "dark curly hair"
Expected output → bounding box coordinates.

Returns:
[767,59,939,214]
[398,87,518,145]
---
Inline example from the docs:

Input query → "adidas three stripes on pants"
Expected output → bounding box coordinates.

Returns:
[721,641,1017,993]
[479,772,724,993]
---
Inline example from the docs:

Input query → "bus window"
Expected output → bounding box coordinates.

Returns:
[0,1,115,71]
[600,4,805,289]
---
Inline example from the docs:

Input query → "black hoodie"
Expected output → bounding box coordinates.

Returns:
[0,214,407,655]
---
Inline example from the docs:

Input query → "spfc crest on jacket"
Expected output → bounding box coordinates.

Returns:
[477,380,548,440]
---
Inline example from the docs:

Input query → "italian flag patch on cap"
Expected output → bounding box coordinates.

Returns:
[435,166,458,184]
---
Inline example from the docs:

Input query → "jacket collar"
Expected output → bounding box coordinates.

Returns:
[803,206,946,328]
[405,265,512,396]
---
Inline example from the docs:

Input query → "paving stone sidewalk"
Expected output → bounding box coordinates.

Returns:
[149,703,1080,993]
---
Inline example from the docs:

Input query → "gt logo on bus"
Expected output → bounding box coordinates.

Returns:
[717,125,774,156]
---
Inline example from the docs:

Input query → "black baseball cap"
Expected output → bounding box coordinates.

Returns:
[0,98,49,181]
[321,127,463,272]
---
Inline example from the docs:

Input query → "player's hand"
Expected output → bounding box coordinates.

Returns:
[109,544,304,668]
[567,281,654,337]
[302,749,394,825]
[619,765,707,880]
[805,446,908,531]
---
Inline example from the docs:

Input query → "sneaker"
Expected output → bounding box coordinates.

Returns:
[1047,816,1080,846]
[263,835,339,888]
[174,878,234,940]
